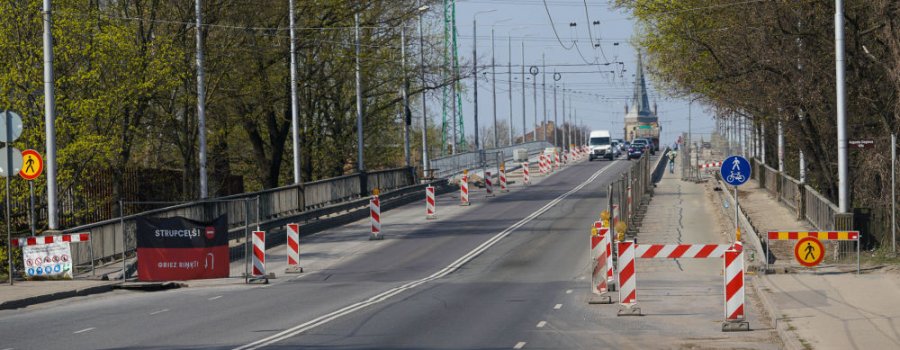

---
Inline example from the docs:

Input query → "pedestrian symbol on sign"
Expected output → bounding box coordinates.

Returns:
[794,236,825,267]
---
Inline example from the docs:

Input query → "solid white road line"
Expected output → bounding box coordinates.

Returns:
[234,163,617,350]
[536,321,546,328]
[565,289,572,294]
[553,304,562,310]
[73,327,95,334]
[149,309,169,315]
[209,296,223,301]
[514,341,527,349]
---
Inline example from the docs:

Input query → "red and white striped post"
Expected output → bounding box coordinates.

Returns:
[522,162,530,185]
[603,229,614,288]
[589,226,612,304]
[499,166,508,192]
[539,154,546,174]
[612,204,620,228]
[723,249,750,331]
[554,152,560,170]
[485,171,494,197]
[616,240,640,315]
[425,186,436,219]
[370,195,383,240]
[285,223,303,273]
[460,174,470,206]
[251,230,267,280]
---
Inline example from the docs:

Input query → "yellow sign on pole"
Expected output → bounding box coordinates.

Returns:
[19,149,43,181]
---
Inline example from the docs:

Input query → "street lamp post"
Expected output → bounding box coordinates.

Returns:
[355,12,365,172]
[530,66,538,144]
[418,6,429,175]
[521,42,526,142]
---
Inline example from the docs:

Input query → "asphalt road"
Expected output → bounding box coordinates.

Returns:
[0,157,631,350]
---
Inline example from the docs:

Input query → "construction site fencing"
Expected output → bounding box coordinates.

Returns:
[607,152,662,238]
[429,141,552,179]
[57,167,417,275]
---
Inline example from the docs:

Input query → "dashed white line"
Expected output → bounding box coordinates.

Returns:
[208,295,223,301]
[73,327,95,334]
[554,304,562,310]
[536,321,547,328]
[233,165,616,350]
[2,347,15,350]
[149,309,169,315]
[565,289,572,294]
[514,341,527,349]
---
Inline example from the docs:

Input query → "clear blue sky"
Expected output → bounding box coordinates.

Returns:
[426,0,717,147]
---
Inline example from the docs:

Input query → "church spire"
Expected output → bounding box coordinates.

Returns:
[632,52,652,116]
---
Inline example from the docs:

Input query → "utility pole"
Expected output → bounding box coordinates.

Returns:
[835,0,849,212]
[42,0,59,230]
[553,73,559,147]
[472,18,480,152]
[507,36,513,145]
[542,54,547,142]
[688,99,693,179]
[196,0,208,199]
[419,10,429,174]
[562,85,568,149]
[289,0,301,184]
[778,121,784,172]
[521,42,526,142]
[530,66,538,144]
[401,28,411,167]
[491,28,497,148]
[355,13,365,171]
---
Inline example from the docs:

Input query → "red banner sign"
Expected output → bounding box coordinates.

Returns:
[136,215,229,281]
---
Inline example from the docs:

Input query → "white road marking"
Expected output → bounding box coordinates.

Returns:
[209,295,223,301]
[2,347,14,350]
[536,321,547,328]
[234,164,617,350]
[514,342,527,349]
[554,304,562,310]
[149,309,169,315]
[565,289,572,294]
[73,327,95,334]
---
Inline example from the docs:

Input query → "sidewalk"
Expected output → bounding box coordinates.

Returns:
[699,156,900,349]
[0,149,588,310]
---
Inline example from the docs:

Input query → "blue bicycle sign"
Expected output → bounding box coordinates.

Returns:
[721,156,751,186]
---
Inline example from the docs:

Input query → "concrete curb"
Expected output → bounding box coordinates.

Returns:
[0,282,118,310]
[749,275,805,350]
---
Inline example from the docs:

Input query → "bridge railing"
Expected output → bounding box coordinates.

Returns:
[429,141,553,178]
[60,167,415,270]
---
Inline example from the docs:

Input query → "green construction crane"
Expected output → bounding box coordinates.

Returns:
[441,0,466,155]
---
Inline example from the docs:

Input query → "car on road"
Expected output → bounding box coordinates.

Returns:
[628,139,650,160]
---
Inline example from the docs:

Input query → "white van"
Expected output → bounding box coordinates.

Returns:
[589,130,613,161]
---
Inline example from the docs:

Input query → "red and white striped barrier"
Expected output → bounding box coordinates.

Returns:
[604,229,614,285]
[460,175,470,206]
[540,154,548,174]
[485,171,494,197]
[724,249,745,322]
[612,204,620,228]
[370,195,382,239]
[285,223,303,273]
[634,244,732,259]
[10,233,90,247]
[499,167,508,192]
[590,227,612,304]
[426,186,436,219]
[523,162,530,185]
[617,241,638,314]
[554,152,560,170]
[252,230,266,277]
[700,161,722,169]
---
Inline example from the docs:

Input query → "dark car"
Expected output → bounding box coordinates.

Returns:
[627,143,644,160]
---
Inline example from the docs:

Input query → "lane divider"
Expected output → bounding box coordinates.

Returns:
[233,162,620,350]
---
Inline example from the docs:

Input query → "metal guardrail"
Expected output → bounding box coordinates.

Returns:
[60,167,416,268]
[429,141,553,178]
[805,186,839,231]
[608,151,659,236]
[780,174,801,211]
[763,164,778,195]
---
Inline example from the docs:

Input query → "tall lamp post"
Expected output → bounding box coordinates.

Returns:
[417,5,430,175]
[472,10,496,152]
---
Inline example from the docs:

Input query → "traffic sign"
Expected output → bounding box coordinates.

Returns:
[19,149,43,180]
[794,236,825,267]
[0,147,23,178]
[721,156,751,186]
[0,111,23,142]
[849,140,874,149]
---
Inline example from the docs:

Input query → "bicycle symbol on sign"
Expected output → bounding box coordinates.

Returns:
[726,158,745,183]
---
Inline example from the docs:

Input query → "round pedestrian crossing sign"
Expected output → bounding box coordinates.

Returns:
[794,236,825,267]
[19,149,43,180]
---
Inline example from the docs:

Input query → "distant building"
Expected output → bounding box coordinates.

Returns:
[624,52,660,149]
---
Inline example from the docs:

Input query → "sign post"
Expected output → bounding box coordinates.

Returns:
[20,149,43,237]
[721,156,751,247]
[1,110,23,285]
